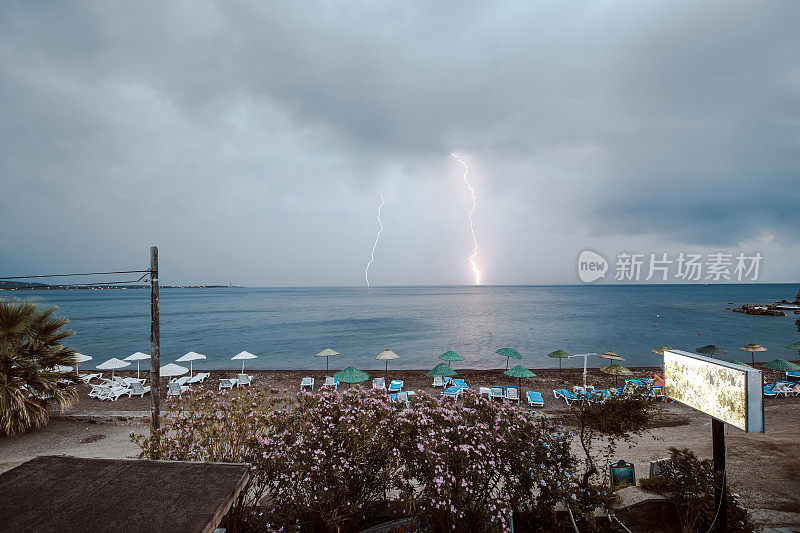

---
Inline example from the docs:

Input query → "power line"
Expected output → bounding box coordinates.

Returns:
[0,270,150,280]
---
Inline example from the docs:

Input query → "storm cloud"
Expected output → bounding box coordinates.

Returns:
[1,1,798,285]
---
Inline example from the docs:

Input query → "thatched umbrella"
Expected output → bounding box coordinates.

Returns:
[333,366,369,388]
[426,363,457,378]
[438,350,464,368]
[786,341,800,357]
[761,359,800,372]
[547,349,571,372]
[496,347,523,370]
[739,343,767,365]
[696,345,729,359]
[651,346,672,357]
[504,365,536,390]
[600,363,633,386]
[598,351,626,367]
[315,348,341,373]
[376,349,399,379]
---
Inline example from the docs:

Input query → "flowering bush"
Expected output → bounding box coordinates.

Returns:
[248,388,399,531]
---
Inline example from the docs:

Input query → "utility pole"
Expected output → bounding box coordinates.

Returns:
[149,246,161,437]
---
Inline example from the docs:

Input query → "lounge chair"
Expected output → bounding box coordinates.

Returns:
[479,386,491,398]
[786,371,800,380]
[432,376,445,387]
[649,386,665,400]
[553,388,579,405]
[441,385,461,400]
[170,376,191,387]
[763,384,778,397]
[129,381,151,398]
[372,377,386,390]
[95,384,131,402]
[388,380,403,393]
[187,372,210,385]
[300,377,314,391]
[490,386,505,401]
[773,381,798,397]
[451,379,469,390]
[624,379,646,393]
[505,385,520,403]
[88,384,107,399]
[167,382,189,398]
[219,378,237,390]
[590,389,611,403]
[390,391,411,408]
[79,373,102,384]
[526,391,545,407]
[321,376,338,389]
[237,373,253,387]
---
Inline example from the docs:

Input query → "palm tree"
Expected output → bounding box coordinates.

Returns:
[0,299,78,435]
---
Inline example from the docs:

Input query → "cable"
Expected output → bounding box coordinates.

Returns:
[0,270,150,280]
[704,463,727,533]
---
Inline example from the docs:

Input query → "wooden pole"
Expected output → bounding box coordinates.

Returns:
[712,418,728,533]
[149,246,161,437]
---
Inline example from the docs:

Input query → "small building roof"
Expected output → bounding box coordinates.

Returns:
[0,455,250,533]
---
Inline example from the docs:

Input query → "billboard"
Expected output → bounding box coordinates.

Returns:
[663,349,763,433]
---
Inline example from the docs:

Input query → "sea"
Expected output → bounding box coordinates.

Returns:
[6,284,798,371]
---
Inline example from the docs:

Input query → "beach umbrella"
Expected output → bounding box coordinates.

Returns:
[600,363,633,386]
[376,349,399,379]
[426,363,457,378]
[547,349,571,372]
[73,353,92,372]
[96,357,131,378]
[651,346,672,357]
[232,351,258,373]
[504,364,536,390]
[51,365,75,373]
[124,352,150,378]
[333,366,369,388]
[761,359,800,372]
[598,351,626,365]
[739,343,767,365]
[315,348,341,373]
[496,347,523,370]
[730,360,751,367]
[786,341,800,356]
[160,363,189,378]
[696,345,729,359]
[176,351,206,377]
[438,350,464,368]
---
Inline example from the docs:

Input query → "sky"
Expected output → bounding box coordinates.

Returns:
[1,1,799,286]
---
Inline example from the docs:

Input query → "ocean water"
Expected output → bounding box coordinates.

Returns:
[7,284,799,371]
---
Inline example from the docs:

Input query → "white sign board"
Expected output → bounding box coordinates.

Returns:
[663,349,763,433]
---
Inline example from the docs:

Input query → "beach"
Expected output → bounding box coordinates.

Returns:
[3,366,799,530]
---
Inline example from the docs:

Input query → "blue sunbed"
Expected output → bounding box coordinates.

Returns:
[553,388,579,405]
[451,379,469,389]
[526,391,544,407]
[441,385,461,400]
[388,380,403,392]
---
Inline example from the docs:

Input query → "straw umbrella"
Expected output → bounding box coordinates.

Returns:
[438,350,464,368]
[176,351,206,377]
[96,357,131,379]
[696,345,729,359]
[761,359,800,372]
[651,346,672,357]
[315,348,341,373]
[73,353,92,372]
[232,351,257,373]
[504,365,536,390]
[426,363,457,378]
[333,366,369,388]
[739,343,767,366]
[496,348,523,370]
[376,349,399,380]
[547,350,571,372]
[598,351,625,366]
[124,352,150,378]
[600,363,633,386]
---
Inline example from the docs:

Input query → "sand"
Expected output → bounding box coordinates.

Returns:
[2,366,798,529]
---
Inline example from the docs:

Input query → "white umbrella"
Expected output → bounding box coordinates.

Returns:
[231,351,257,373]
[124,352,151,378]
[176,351,206,377]
[74,353,92,372]
[160,363,189,378]
[96,357,131,378]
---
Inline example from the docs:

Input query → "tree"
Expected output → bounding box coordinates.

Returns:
[0,299,78,435]
[795,288,800,303]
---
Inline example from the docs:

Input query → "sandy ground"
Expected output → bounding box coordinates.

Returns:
[2,366,798,530]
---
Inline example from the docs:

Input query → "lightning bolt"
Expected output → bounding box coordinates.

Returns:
[364,193,384,288]
[452,153,481,285]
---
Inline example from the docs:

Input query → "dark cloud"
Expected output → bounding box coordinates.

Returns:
[1,1,798,284]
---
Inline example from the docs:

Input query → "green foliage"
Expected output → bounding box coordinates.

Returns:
[0,299,78,435]
[640,448,754,533]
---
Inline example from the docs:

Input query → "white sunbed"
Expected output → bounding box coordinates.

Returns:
[479,387,491,398]
[219,378,237,390]
[372,377,386,390]
[79,373,102,384]
[170,376,191,387]
[167,382,189,398]
[95,384,131,402]
[129,381,151,398]
[322,376,338,389]
[395,391,411,408]
[505,386,520,403]
[186,372,210,385]
[237,373,253,387]
[432,376,445,388]
[300,377,314,391]
[489,386,505,401]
